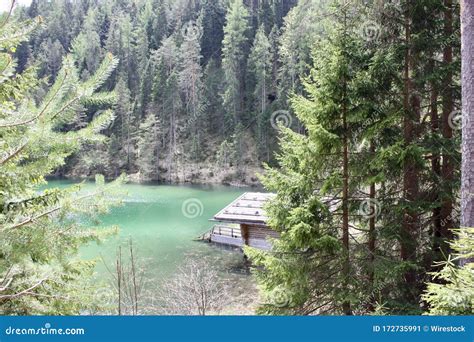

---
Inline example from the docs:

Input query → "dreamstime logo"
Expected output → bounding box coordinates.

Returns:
[359,20,381,42]
[181,198,204,219]
[181,20,202,40]
[4,322,85,336]
[448,110,462,130]
[269,287,291,308]
[359,198,381,219]
[270,110,293,130]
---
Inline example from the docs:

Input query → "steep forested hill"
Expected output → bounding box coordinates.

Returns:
[14,0,326,185]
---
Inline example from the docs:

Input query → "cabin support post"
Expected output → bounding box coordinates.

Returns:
[241,224,250,246]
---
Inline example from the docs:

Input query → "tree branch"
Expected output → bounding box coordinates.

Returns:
[0,278,47,300]
[0,70,68,128]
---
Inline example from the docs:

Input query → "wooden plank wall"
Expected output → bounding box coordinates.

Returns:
[247,225,279,239]
[240,224,279,250]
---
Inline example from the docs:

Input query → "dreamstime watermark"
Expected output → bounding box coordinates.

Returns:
[4,323,85,336]
[181,198,204,219]
[441,28,460,50]
[270,110,293,130]
[448,110,462,130]
[359,20,381,42]
[359,198,381,219]
[268,286,292,308]
[357,278,392,312]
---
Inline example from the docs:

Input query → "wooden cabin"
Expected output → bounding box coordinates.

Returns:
[208,192,279,250]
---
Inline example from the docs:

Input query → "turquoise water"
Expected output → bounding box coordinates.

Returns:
[46,180,258,312]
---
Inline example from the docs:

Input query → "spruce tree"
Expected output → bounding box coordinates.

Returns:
[0,11,124,315]
[249,24,272,161]
[423,229,474,314]
[179,20,205,160]
[221,0,249,134]
[136,113,160,180]
[246,1,371,315]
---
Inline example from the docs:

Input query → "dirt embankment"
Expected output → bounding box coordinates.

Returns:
[129,163,264,187]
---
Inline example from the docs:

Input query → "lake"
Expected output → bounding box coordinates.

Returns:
[46,179,259,314]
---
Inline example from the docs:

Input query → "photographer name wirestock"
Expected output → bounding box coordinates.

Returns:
[4,323,85,336]
[429,325,466,333]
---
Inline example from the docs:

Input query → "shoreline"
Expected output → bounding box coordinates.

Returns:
[51,165,266,188]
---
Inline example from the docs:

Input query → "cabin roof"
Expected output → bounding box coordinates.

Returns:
[213,192,276,225]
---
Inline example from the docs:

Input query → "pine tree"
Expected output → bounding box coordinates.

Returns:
[200,0,225,64]
[277,0,324,107]
[203,58,225,136]
[37,38,64,80]
[149,0,169,50]
[246,1,372,315]
[152,36,181,182]
[0,12,124,314]
[221,0,249,134]
[136,113,160,180]
[249,24,272,161]
[423,229,474,314]
[72,8,103,79]
[112,75,136,172]
[179,20,205,160]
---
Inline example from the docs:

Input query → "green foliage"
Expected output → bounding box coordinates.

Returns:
[16,0,307,182]
[248,2,372,314]
[136,113,160,179]
[0,12,125,315]
[423,229,474,315]
[221,0,249,133]
[277,0,325,104]
[7,0,464,317]
[249,25,272,161]
[248,0,462,316]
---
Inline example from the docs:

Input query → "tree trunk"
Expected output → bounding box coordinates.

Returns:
[461,0,474,242]
[401,0,419,292]
[430,75,442,256]
[341,12,351,315]
[368,144,376,311]
[440,0,455,251]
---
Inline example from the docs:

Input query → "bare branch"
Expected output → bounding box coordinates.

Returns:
[0,278,47,300]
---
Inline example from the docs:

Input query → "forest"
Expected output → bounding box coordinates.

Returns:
[12,0,305,185]
[0,0,473,316]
